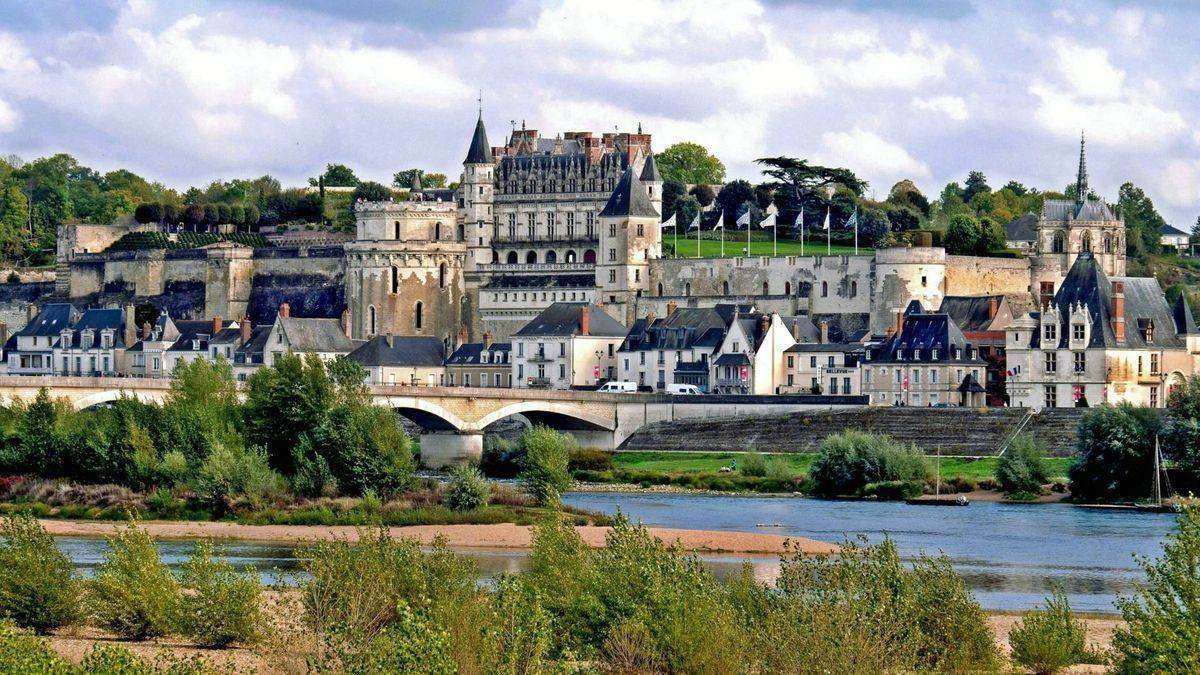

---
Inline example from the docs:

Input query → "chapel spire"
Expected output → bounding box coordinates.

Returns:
[1075,130,1088,206]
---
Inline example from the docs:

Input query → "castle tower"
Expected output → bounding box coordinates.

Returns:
[597,168,661,325]
[639,152,663,217]
[460,114,495,273]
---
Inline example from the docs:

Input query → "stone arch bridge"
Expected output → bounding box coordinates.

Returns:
[0,376,864,467]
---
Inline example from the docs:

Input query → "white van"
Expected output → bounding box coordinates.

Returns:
[666,383,702,395]
[596,381,638,393]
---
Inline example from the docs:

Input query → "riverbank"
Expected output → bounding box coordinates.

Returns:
[37,518,836,555]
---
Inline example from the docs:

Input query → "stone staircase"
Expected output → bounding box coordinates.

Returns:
[620,407,1085,457]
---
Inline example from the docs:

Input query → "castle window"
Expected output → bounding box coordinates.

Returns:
[1081,231,1092,253]
[821,281,828,297]
[762,282,769,296]
[434,222,442,240]
[415,302,423,330]
[1105,234,1114,254]
[526,250,537,264]
[391,267,399,294]
[368,306,376,335]
[1044,324,1057,342]
[584,249,596,264]
[685,282,691,297]
[507,251,518,264]
[657,283,663,297]
[784,282,791,295]
[723,281,730,295]
[439,263,447,288]
[394,221,400,239]
[851,281,857,297]
[1073,324,1085,340]
[565,250,576,263]
[637,224,644,237]
[609,223,617,237]
[1052,231,1065,253]
[546,250,558,264]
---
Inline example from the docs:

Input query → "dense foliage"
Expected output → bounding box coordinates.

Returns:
[518,425,575,506]
[808,431,929,498]
[0,515,78,634]
[1009,587,1090,674]
[997,433,1052,498]
[1069,404,1161,502]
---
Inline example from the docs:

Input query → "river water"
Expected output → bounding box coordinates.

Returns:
[53,492,1178,614]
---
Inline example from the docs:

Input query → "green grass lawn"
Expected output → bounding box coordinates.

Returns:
[663,235,871,258]
[612,451,1072,483]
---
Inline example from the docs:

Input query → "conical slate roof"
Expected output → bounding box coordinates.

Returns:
[599,168,660,219]
[465,116,492,164]
[640,153,663,182]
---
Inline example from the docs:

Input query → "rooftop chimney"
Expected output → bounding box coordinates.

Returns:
[240,315,251,345]
[758,314,770,338]
[1039,281,1055,310]
[887,325,896,338]
[212,314,222,336]
[483,331,492,349]
[26,304,36,323]
[386,333,393,348]
[278,302,290,319]
[988,296,998,321]
[895,309,904,336]
[791,320,801,340]
[340,307,351,338]
[666,301,678,316]
[124,304,137,346]
[645,311,657,324]
[1112,281,1126,343]
[819,320,829,344]
[142,321,151,340]
[580,306,591,336]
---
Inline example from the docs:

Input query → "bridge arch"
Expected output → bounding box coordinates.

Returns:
[476,400,615,433]
[375,396,468,432]
[74,389,168,410]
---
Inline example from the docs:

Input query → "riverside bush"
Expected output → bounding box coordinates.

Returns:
[567,448,614,472]
[0,515,79,634]
[179,540,264,647]
[738,451,768,477]
[1009,587,1088,674]
[444,465,489,512]
[89,520,181,640]
[998,433,1051,496]
[1113,499,1200,671]
[809,431,929,498]
[519,426,574,506]
[194,443,282,511]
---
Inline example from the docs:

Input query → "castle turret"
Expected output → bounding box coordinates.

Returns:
[597,167,661,325]
[639,152,663,218]
[460,114,495,273]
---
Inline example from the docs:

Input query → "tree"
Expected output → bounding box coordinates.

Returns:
[216,204,232,224]
[313,164,359,188]
[1163,375,1200,478]
[858,208,890,247]
[1069,405,1160,502]
[519,426,574,506]
[203,204,219,227]
[962,170,990,204]
[1003,181,1029,197]
[133,203,161,225]
[944,214,980,255]
[309,404,414,497]
[976,218,1008,255]
[714,180,754,221]
[996,434,1050,497]
[1119,182,1166,260]
[887,180,930,218]
[689,184,715,207]
[755,157,866,229]
[885,205,921,232]
[0,182,29,260]
[243,353,333,475]
[353,181,392,203]
[393,169,447,189]
[243,204,260,226]
[655,142,725,185]
[661,180,686,222]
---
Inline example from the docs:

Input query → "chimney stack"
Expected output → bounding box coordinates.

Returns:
[988,296,998,321]
[895,309,904,336]
[819,320,829,344]
[887,325,896,338]
[758,314,770,338]
[483,331,492,349]
[240,315,251,345]
[26,304,36,323]
[124,304,137,346]
[278,302,290,319]
[1039,281,1055,310]
[1112,281,1126,343]
[666,301,678,316]
[340,307,351,338]
[142,321,151,340]
[212,314,222,336]
[580,306,591,336]
[645,311,657,324]
[791,320,801,340]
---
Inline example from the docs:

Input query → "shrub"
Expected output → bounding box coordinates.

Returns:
[157,450,190,487]
[764,457,794,480]
[519,426,574,506]
[0,621,65,672]
[146,487,185,519]
[444,465,490,512]
[1069,404,1160,502]
[331,603,457,675]
[194,443,282,510]
[310,405,415,497]
[0,515,78,633]
[291,439,337,498]
[1113,499,1200,671]
[88,520,181,640]
[1009,587,1088,674]
[862,479,924,500]
[808,431,928,498]
[738,452,768,477]
[178,540,263,647]
[567,448,614,472]
[480,436,522,478]
[998,434,1050,496]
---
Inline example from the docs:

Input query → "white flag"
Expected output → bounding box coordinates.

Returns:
[661,212,676,229]
[736,210,751,229]
[845,208,858,232]
[766,202,779,216]
[687,211,701,231]
[759,212,777,228]
[823,207,831,230]
[712,212,724,230]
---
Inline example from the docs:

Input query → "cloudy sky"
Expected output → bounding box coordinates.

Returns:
[1,0,1198,223]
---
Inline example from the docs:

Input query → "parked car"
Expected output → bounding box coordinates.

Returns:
[665,383,702,395]
[596,380,638,393]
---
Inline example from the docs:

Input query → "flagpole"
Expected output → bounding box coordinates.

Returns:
[696,216,700,258]
[853,206,859,255]
[746,211,750,258]
[826,205,831,256]
[720,213,725,257]
[674,215,678,259]
[773,217,777,256]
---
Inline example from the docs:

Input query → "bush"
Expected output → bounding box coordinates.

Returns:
[291,439,337,498]
[1009,587,1088,674]
[444,465,490,512]
[88,520,181,640]
[1069,404,1160,502]
[808,431,929,498]
[764,457,794,480]
[0,515,78,633]
[194,443,282,510]
[310,405,415,497]
[519,426,574,506]
[178,540,263,647]
[862,479,924,500]
[998,433,1050,496]
[157,451,190,487]
[0,621,66,672]
[480,436,522,478]
[738,452,768,477]
[1113,499,1200,671]
[332,603,457,675]
[567,448,614,472]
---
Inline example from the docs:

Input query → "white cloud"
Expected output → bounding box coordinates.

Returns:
[1050,38,1124,100]
[824,31,968,90]
[818,129,929,183]
[1109,8,1146,43]
[912,96,968,122]
[1161,159,1200,208]
[306,44,472,108]
[1029,83,1186,148]
[0,98,18,133]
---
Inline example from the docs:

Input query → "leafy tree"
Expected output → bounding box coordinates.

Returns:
[203,204,219,227]
[655,142,725,185]
[0,182,29,260]
[163,203,179,224]
[217,203,233,224]
[661,180,686,222]
[353,181,392,203]
[943,214,980,255]
[519,425,574,505]
[243,353,333,474]
[0,515,80,634]
[393,169,447,189]
[808,431,928,498]
[229,204,246,226]
[887,179,930,218]
[714,180,754,221]
[962,170,990,203]
[858,208,890,247]
[309,405,414,497]
[133,202,161,224]
[184,204,205,229]
[689,184,715,207]
[1003,180,1029,197]
[1118,182,1166,260]
[673,195,700,232]
[313,163,359,188]
[976,217,1008,255]
[1069,404,1160,502]
[756,157,866,229]
[1192,214,1200,239]
[885,205,921,232]
[997,434,1050,497]
[1163,375,1200,479]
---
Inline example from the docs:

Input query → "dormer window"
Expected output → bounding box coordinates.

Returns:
[1044,324,1057,342]
[480,351,489,364]
[101,332,112,349]
[1072,324,1085,341]
[192,339,200,350]
[1143,321,1154,342]
[931,348,938,360]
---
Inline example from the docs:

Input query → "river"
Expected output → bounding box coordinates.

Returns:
[52,492,1178,614]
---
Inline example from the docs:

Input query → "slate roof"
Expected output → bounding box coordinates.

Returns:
[714,353,750,367]
[1004,213,1038,242]
[782,315,820,343]
[446,342,512,366]
[1162,223,1190,238]
[278,317,355,353]
[234,325,273,365]
[958,373,986,393]
[1042,198,1118,222]
[872,312,984,364]
[16,304,75,338]
[513,302,627,338]
[639,153,662,183]
[465,116,492,164]
[59,309,126,349]
[785,342,859,353]
[1173,295,1198,336]
[168,319,236,352]
[347,336,445,367]
[619,307,729,353]
[938,295,1004,331]
[598,168,659,219]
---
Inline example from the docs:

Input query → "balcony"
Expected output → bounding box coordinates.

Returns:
[527,352,554,363]
[527,377,553,389]
[715,378,750,389]
[481,262,594,274]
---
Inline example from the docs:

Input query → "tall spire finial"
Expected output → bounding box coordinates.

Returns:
[1076,130,1088,206]
[477,89,482,119]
